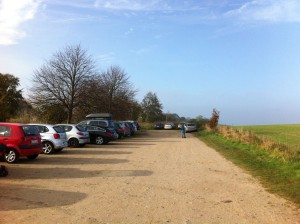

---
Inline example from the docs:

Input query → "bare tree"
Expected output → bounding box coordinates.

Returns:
[30,44,96,123]
[99,65,137,119]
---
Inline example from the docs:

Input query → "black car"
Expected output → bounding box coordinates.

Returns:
[114,122,124,139]
[83,125,115,145]
[154,123,164,129]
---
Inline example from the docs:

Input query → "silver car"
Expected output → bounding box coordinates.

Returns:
[58,124,90,147]
[30,124,68,154]
[184,123,197,132]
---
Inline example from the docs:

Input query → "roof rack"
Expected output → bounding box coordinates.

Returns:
[85,113,113,120]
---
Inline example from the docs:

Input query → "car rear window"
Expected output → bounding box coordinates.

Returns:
[22,125,39,136]
[76,125,86,132]
[53,126,65,133]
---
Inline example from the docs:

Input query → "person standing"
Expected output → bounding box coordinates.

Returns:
[180,124,186,138]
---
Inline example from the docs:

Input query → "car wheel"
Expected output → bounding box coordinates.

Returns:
[42,141,54,154]
[4,148,19,163]
[68,138,80,148]
[27,154,39,160]
[95,136,104,145]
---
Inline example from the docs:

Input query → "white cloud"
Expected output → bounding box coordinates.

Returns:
[225,0,300,23]
[0,0,41,45]
[94,0,169,11]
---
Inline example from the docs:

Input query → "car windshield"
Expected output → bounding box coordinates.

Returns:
[53,126,65,133]
[22,125,40,136]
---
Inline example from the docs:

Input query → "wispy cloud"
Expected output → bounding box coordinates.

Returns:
[93,0,206,12]
[97,52,115,64]
[0,0,41,45]
[94,0,164,11]
[225,0,300,23]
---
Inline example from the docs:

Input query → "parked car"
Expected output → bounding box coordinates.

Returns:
[0,123,43,163]
[164,122,175,130]
[184,123,197,132]
[118,122,131,137]
[125,120,140,130]
[123,121,136,135]
[30,124,68,154]
[154,123,164,129]
[114,122,124,139]
[78,119,117,138]
[57,124,90,147]
[83,125,115,145]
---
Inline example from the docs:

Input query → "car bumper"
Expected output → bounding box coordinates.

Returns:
[52,140,68,149]
[79,137,90,144]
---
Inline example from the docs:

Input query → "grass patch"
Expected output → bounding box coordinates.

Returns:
[197,131,300,206]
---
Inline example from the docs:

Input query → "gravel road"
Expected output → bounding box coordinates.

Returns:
[0,130,299,224]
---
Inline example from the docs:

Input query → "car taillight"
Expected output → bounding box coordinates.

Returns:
[77,132,84,136]
[53,133,60,139]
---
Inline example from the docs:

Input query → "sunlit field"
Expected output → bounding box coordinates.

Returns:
[235,124,300,151]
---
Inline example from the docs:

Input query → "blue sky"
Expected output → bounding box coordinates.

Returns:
[1,0,300,125]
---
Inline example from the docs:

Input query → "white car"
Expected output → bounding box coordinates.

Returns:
[30,124,68,154]
[184,123,197,132]
[57,124,90,147]
[164,122,175,130]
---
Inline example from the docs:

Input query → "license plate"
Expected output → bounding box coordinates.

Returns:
[31,139,38,144]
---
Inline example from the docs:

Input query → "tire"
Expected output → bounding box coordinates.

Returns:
[95,136,104,145]
[27,154,39,160]
[42,141,54,154]
[68,138,80,148]
[4,148,19,163]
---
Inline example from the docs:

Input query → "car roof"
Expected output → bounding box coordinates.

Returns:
[0,122,27,126]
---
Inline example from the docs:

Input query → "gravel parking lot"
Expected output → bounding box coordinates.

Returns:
[0,130,299,224]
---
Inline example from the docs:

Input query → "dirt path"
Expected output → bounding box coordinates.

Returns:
[0,130,299,224]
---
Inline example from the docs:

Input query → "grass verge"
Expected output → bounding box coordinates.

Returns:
[197,131,300,206]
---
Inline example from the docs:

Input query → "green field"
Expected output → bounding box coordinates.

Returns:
[235,124,300,151]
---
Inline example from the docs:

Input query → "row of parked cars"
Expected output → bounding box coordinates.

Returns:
[154,122,198,132]
[0,119,140,164]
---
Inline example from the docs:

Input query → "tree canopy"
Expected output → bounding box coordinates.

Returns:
[140,92,163,122]
[0,73,23,121]
[30,44,96,123]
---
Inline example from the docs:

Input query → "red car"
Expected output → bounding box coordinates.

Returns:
[0,123,43,163]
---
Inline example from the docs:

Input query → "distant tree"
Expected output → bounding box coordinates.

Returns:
[130,100,142,121]
[208,108,220,129]
[141,92,163,122]
[30,44,96,123]
[0,73,23,121]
